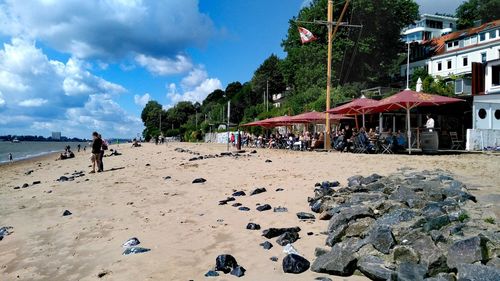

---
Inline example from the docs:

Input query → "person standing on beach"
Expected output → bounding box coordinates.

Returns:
[90,132,103,173]
[77,144,81,152]
[8,153,13,162]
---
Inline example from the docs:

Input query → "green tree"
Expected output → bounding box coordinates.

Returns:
[456,0,500,29]
[140,100,164,141]
[251,54,286,104]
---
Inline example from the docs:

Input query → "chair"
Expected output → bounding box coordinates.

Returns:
[378,135,393,154]
[352,136,368,153]
[450,132,464,150]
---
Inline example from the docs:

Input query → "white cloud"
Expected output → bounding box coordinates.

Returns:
[0,0,214,61]
[0,38,142,138]
[0,91,5,107]
[135,54,193,76]
[134,93,151,107]
[167,67,222,106]
[18,98,48,107]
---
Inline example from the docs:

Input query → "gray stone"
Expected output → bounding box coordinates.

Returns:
[260,241,273,250]
[345,217,375,238]
[423,215,451,232]
[456,263,500,281]
[393,245,420,264]
[230,265,246,277]
[430,230,446,243]
[314,247,329,257]
[411,235,448,276]
[276,231,299,246]
[250,187,266,196]
[327,206,374,233]
[311,242,358,276]
[367,225,395,254]
[487,256,500,269]
[357,255,396,281]
[447,236,488,269]
[262,227,301,239]
[424,273,456,281]
[325,223,348,246]
[296,212,315,220]
[377,208,417,227]
[256,204,272,212]
[396,262,427,281]
[246,223,261,230]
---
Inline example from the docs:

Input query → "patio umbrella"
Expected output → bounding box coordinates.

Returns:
[241,115,293,128]
[288,111,352,124]
[361,89,464,154]
[327,96,378,128]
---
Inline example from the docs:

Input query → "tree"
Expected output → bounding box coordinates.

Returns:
[251,54,286,104]
[456,0,500,29]
[141,100,164,141]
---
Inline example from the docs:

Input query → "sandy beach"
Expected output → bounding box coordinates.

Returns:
[0,143,499,281]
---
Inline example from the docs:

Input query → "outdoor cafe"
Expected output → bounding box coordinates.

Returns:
[241,89,465,154]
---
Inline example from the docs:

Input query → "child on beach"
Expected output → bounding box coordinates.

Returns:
[90,132,103,173]
[8,153,13,162]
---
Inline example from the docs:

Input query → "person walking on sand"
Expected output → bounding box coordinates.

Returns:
[90,132,103,174]
[77,144,81,152]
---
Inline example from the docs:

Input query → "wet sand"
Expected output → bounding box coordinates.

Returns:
[0,143,499,281]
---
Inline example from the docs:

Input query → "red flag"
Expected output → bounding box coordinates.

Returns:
[298,27,317,44]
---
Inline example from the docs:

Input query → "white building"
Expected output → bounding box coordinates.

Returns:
[401,20,500,95]
[401,14,457,43]
[52,131,61,140]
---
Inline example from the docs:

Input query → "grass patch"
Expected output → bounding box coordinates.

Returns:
[458,212,470,223]
[484,217,495,224]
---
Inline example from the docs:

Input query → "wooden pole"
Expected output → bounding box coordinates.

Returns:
[325,0,350,150]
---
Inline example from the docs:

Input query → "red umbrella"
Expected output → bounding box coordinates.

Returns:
[327,96,378,128]
[241,115,293,127]
[289,111,352,123]
[361,89,464,154]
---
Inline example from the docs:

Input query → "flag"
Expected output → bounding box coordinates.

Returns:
[298,27,317,44]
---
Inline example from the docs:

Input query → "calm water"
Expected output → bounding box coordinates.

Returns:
[0,141,90,163]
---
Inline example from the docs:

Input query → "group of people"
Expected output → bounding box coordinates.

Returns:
[333,125,407,153]
[58,145,76,160]
[90,132,108,173]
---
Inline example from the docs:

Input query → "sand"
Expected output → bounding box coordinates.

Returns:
[0,143,499,281]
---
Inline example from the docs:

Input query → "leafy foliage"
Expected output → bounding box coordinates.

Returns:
[456,0,500,29]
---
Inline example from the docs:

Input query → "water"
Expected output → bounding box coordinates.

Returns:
[0,141,90,163]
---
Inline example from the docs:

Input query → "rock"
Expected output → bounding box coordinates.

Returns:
[314,278,332,281]
[347,175,363,186]
[192,178,206,184]
[376,208,417,227]
[230,265,246,277]
[0,226,13,240]
[265,159,272,163]
[311,242,358,276]
[262,227,301,239]
[397,262,427,281]
[276,231,300,246]
[256,204,272,212]
[122,247,151,255]
[250,187,267,196]
[393,245,420,264]
[345,217,375,238]
[307,232,314,236]
[325,223,348,246]
[430,230,446,243]
[357,255,396,281]
[163,176,171,180]
[296,212,315,220]
[250,150,257,154]
[32,181,41,185]
[13,186,20,190]
[282,254,310,274]
[246,223,261,230]
[487,256,500,269]
[62,210,72,216]
[447,236,488,269]
[122,237,140,247]
[408,234,448,276]
[204,270,219,277]
[424,273,456,281]
[260,241,273,250]
[274,206,288,212]
[232,203,242,207]
[238,207,250,211]
[58,176,69,182]
[25,170,34,175]
[218,197,235,205]
[215,254,238,274]
[275,188,284,192]
[327,206,374,233]
[22,183,29,188]
[367,225,395,254]
[270,256,278,262]
[423,215,451,232]
[456,263,500,281]
[145,164,150,166]
[315,247,329,257]
[232,191,246,196]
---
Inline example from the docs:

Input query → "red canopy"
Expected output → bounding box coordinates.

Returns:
[361,89,464,154]
[241,115,293,127]
[327,97,378,115]
[362,89,463,113]
[289,111,352,123]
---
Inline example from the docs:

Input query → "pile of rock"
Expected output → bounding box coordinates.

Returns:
[57,170,85,182]
[308,170,499,280]
[205,254,246,277]
[174,147,252,162]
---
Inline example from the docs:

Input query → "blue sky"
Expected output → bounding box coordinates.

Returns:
[0,0,462,138]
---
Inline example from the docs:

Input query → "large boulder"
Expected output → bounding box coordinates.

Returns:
[215,254,238,274]
[311,241,358,276]
[357,255,396,281]
[396,262,427,281]
[262,227,301,239]
[447,236,488,269]
[367,225,395,254]
[408,234,448,276]
[345,217,375,238]
[276,231,300,246]
[393,245,420,265]
[456,263,500,281]
[282,254,310,274]
[327,206,374,233]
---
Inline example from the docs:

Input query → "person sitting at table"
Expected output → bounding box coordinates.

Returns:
[368,128,377,139]
[342,125,353,152]
[395,130,407,152]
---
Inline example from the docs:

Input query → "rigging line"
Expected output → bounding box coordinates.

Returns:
[343,24,363,85]
[339,6,355,84]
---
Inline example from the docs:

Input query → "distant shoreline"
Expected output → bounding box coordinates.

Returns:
[0,151,62,167]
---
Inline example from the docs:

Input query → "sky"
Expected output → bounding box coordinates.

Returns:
[0,0,463,138]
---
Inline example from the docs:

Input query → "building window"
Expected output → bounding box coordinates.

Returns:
[495,110,500,120]
[454,41,459,47]
[447,42,452,48]
[437,62,442,71]
[490,30,497,39]
[463,56,468,66]
[449,23,454,29]
[478,108,487,119]
[492,65,500,86]
[479,33,486,41]
[481,52,487,63]
[447,60,452,69]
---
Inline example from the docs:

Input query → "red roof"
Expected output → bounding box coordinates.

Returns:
[424,19,500,57]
